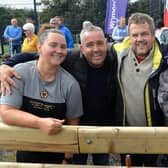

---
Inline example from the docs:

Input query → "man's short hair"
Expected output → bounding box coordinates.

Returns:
[128,13,155,35]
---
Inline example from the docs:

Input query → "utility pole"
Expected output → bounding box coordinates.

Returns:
[33,0,39,32]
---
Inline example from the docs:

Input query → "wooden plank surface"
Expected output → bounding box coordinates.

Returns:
[0,122,79,153]
[0,122,168,154]
[0,162,156,168]
[78,126,168,154]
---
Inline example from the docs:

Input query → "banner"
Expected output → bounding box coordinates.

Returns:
[164,0,168,27]
[104,0,128,35]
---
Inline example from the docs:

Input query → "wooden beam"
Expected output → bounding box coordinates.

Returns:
[78,126,168,154]
[0,162,122,168]
[0,122,168,154]
[0,122,79,153]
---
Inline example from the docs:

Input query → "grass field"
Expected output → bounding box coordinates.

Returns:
[3,44,9,53]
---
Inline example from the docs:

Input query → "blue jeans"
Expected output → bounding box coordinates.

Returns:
[72,154,109,165]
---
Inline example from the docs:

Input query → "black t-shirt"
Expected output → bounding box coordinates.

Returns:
[81,62,112,126]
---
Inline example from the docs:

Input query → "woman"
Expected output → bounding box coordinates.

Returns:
[22,22,38,52]
[0,24,83,164]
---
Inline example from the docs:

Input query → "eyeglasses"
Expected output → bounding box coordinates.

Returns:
[50,22,56,24]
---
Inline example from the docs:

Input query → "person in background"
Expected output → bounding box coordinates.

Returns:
[54,16,74,48]
[113,12,165,166]
[82,21,93,29]
[0,25,119,166]
[0,25,83,164]
[21,23,38,53]
[155,19,164,43]
[160,28,168,56]
[25,18,38,34]
[3,18,22,55]
[25,18,34,24]
[49,18,56,26]
[112,16,128,42]
[155,18,168,56]
[76,21,93,45]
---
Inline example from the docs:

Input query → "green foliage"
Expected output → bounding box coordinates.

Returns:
[0,0,164,40]
[127,0,149,17]
[3,44,9,53]
[0,7,35,35]
[40,0,107,34]
[127,0,164,20]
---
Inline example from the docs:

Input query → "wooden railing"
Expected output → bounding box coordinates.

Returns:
[0,122,168,167]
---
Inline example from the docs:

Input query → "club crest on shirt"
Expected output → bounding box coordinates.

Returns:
[40,90,48,99]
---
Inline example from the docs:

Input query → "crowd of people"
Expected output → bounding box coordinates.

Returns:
[3,16,74,57]
[0,12,168,167]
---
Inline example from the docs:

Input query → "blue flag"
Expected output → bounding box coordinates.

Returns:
[105,0,128,35]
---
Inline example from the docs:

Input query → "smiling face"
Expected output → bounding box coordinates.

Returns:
[80,30,107,68]
[24,30,33,38]
[38,31,67,67]
[128,13,155,58]
[129,22,155,58]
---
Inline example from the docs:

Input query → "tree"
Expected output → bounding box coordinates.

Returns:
[0,7,35,47]
[127,0,164,20]
[40,0,106,35]
[0,0,164,44]
[127,0,149,18]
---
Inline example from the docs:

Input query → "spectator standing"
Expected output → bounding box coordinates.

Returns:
[22,23,38,53]
[49,18,56,26]
[112,17,128,42]
[155,18,168,56]
[0,25,118,166]
[76,21,93,45]
[0,25,83,164]
[82,21,93,29]
[160,28,168,56]
[25,18,34,24]
[155,19,164,43]
[54,16,74,48]
[3,18,22,55]
[113,13,165,166]
[25,18,38,34]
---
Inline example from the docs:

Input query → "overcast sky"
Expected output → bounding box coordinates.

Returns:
[0,0,41,9]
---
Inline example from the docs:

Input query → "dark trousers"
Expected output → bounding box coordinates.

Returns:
[9,44,21,55]
[121,154,159,166]
[17,151,64,164]
[72,153,109,165]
